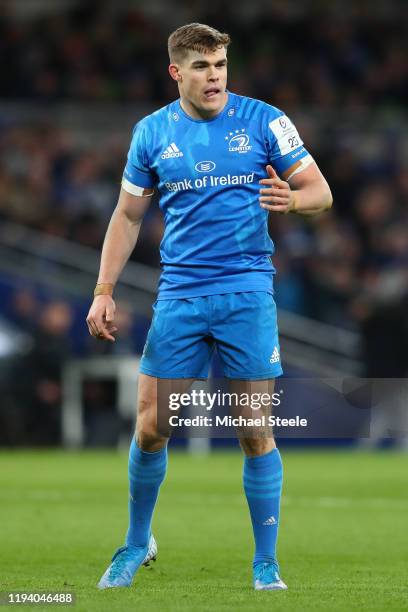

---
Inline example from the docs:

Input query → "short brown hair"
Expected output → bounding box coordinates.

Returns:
[168,23,231,63]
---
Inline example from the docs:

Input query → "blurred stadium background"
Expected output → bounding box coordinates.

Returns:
[0,0,407,447]
[1,1,408,609]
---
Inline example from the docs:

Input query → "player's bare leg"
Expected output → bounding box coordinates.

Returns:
[136,374,170,451]
[232,379,287,591]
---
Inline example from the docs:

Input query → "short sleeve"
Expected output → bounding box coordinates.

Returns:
[123,120,156,189]
[264,109,311,176]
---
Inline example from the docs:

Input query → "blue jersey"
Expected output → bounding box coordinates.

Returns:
[123,92,310,299]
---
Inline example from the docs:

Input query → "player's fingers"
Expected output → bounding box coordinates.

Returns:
[259,187,290,196]
[260,203,290,213]
[102,334,116,342]
[259,177,280,185]
[105,323,118,333]
[87,319,101,337]
[86,311,105,337]
[96,325,115,342]
[260,195,289,205]
[266,164,278,179]
[105,306,115,322]
[86,315,96,333]
[101,329,116,342]
[259,177,287,189]
[260,191,290,201]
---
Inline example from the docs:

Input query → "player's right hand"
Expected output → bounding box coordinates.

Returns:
[86,295,117,342]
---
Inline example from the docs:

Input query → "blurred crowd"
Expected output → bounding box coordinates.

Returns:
[0,0,406,109]
[0,0,408,445]
[0,124,164,265]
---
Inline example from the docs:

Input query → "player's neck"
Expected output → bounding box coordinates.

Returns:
[179,92,228,120]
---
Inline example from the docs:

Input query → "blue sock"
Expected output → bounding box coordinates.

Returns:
[126,438,167,548]
[243,448,283,567]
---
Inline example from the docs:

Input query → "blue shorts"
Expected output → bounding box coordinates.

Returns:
[140,292,283,380]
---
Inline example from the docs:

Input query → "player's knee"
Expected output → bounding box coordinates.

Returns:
[136,385,167,450]
[240,437,276,457]
[136,428,167,452]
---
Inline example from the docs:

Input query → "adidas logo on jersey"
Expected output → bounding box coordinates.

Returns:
[263,515,277,526]
[270,347,280,364]
[161,143,184,159]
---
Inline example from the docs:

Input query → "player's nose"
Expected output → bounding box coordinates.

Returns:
[208,67,219,81]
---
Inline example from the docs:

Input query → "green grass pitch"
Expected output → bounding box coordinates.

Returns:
[1,449,407,611]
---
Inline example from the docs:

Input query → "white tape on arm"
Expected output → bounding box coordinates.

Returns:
[122,177,153,197]
[286,155,314,181]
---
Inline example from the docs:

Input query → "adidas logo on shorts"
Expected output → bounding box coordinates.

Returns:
[269,347,280,364]
[161,143,184,159]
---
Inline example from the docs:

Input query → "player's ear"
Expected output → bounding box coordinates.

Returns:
[169,64,182,82]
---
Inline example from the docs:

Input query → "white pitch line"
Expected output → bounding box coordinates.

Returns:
[0,492,407,510]
[282,496,408,509]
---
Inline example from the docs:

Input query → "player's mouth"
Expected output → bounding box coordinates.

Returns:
[203,87,220,100]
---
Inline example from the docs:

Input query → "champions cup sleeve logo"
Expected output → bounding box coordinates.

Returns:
[269,115,303,157]
[225,128,252,153]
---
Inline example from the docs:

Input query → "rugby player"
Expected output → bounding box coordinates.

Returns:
[87,23,332,591]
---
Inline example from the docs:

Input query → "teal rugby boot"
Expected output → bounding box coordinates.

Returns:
[97,534,157,589]
[253,561,288,591]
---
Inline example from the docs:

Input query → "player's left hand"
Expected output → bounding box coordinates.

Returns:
[259,165,295,214]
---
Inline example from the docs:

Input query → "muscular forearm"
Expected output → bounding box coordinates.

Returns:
[97,208,142,286]
[291,180,333,216]
[87,189,150,342]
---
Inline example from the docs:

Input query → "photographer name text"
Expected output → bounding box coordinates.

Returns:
[168,415,308,428]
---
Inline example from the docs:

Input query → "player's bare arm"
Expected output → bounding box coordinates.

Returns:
[86,186,153,341]
[259,162,332,216]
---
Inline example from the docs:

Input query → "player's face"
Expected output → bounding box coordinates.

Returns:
[170,47,228,119]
